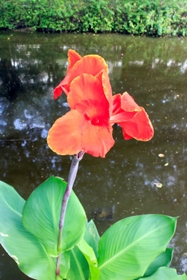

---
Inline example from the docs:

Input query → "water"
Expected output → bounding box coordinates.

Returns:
[0,31,187,278]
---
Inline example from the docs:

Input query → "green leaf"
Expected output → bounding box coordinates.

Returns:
[98,214,177,280]
[0,180,56,280]
[59,251,70,279]
[140,248,173,278]
[22,176,87,256]
[67,245,90,280]
[84,220,100,258]
[139,267,187,279]
[77,239,100,280]
[66,222,100,280]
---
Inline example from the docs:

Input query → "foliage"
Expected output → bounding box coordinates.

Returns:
[0,0,187,36]
[0,177,186,279]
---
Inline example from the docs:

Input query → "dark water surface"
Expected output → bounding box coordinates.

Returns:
[0,32,187,278]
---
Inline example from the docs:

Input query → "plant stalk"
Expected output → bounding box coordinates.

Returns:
[56,150,85,277]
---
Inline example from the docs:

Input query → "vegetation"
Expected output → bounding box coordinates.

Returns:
[0,177,185,280]
[0,0,187,35]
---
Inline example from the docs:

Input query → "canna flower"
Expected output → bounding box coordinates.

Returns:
[54,49,108,99]
[47,50,154,158]
[48,71,114,158]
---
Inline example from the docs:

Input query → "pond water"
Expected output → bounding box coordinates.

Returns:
[0,31,187,278]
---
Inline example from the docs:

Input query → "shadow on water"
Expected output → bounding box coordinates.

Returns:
[0,32,187,278]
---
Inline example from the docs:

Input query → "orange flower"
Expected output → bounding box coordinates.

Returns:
[48,50,154,158]
[54,49,108,99]
[48,71,115,158]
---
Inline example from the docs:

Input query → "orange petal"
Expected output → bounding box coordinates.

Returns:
[68,74,109,121]
[122,131,133,140]
[99,70,113,112]
[121,92,141,112]
[68,55,108,86]
[119,108,154,141]
[54,75,70,99]
[54,54,108,100]
[81,121,115,158]
[111,94,122,115]
[47,109,115,157]
[53,50,82,99]
[47,110,84,155]
[67,49,82,71]
[110,111,136,124]
[54,86,62,100]
[110,94,136,124]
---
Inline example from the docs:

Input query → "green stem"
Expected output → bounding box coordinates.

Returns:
[56,151,85,277]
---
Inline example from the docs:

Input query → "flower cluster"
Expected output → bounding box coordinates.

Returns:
[47,50,154,158]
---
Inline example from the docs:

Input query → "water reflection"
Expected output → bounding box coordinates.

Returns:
[0,32,187,278]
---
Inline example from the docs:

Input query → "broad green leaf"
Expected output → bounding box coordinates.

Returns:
[139,248,173,278]
[67,245,90,280]
[0,181,56,280]
[77,239,100,280]
[22,176,87,256]
[84,220,100,257]
[139,267,187,279]
[98,214,177,280]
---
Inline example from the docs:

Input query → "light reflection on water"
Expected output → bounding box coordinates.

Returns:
[0,32,187,278]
